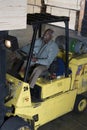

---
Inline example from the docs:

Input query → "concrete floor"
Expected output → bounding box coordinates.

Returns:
[38,109,87,130]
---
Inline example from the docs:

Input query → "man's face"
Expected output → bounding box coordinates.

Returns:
[43,31,52,43]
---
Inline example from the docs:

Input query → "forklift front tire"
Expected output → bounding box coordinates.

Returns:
[1,116,32,130]
[74,95,87,113]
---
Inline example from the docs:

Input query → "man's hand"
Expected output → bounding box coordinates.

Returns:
[32,57,38,62]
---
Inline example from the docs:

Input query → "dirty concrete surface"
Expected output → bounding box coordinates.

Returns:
[38,108,87,130]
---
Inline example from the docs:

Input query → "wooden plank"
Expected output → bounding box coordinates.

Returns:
[49,6,69,28]
[47,6,51,13]
[27,5,41,14]
[35,0,42,6]
[27,0,35,4]
[69,10,77,30]
[78,0,82,6]
[51,7,69,16]
[78,0,86,33]
[0,17,26,30]
[47,6,78,30]
[45,0,81,10]
[27,5,34,13]
[34,6,41,13]
[27,0,41,6]
[0,0,27,30]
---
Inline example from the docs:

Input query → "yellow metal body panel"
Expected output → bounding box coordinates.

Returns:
[70,54,87,65]
[6,74,31,107]
[37,77,71,99]
[15,89,77,129]
[69,54,87,94]
[73,65,87,94]
[5,52,87,130]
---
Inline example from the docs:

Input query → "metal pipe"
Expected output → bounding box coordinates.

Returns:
[38,24,42,38]
[64,21,69,77]
[24,25,38,82]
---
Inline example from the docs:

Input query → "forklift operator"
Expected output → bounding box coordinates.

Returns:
[28,29,59,88]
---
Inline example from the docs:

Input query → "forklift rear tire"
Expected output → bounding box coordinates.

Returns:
[74,95,87,113]
[1,116,32,130]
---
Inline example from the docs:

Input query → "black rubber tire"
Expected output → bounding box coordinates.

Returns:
[1,116,32,130]
[74,95,87,113]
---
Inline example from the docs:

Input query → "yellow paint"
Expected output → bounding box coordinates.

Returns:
[5,52,87,130]
[37,77,71,99]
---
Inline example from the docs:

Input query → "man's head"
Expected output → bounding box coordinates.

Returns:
[43,29,54,43]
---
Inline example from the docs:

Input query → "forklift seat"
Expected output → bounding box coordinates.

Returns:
[48,57,65,77]
[40,57,65,79]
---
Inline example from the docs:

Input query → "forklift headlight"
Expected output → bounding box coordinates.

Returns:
[5,40,11,48]
[5,35,19,51]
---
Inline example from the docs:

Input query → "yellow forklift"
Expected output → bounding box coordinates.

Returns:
[1,13,87,130]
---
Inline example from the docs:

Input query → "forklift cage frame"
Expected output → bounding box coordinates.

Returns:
[24,13,69,82]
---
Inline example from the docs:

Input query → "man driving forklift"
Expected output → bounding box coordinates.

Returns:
[21,29,59,88]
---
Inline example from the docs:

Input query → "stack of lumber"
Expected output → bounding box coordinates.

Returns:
[45,0,85,31]
[27,0,41,13]
[45,0,81,10]
[0,0,27,30]
[81,0,87,36]
[47,6,78,30]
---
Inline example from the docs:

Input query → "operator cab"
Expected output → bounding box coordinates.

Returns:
[7,13,69,79]
[6,13,70,102]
